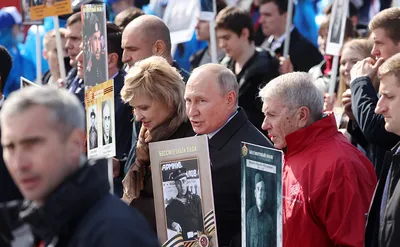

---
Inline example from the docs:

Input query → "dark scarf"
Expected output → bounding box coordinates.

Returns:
[122,113,185,204]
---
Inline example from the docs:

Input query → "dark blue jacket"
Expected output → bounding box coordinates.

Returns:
[20,159,160,247]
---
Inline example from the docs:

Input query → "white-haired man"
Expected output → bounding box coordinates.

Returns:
[259,72,377,246]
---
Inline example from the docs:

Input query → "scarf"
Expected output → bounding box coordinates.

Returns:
[122,114,185,204]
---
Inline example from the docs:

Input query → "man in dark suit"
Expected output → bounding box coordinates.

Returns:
[258,0,323,72]
[184,64,274,247]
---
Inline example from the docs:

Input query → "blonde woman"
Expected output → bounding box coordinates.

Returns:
[121,56,195,230]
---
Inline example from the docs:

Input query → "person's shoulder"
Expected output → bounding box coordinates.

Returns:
[79,194,159,246]
[237,120,272,147]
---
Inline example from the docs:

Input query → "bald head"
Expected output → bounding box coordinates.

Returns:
[122,15,172,66]
[127,15,171,52]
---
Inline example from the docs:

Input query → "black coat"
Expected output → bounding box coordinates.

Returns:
[264,28,323,72]
[208,107,273,247]
[349,76,400,177]
[365,142,400,247]
[224,48,279,131]
[20,159,160,247]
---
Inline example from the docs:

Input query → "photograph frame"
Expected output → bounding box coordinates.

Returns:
[325,0,349,56]
[150,135,218,247]
[29,0,72,20]
[241,142,283,247]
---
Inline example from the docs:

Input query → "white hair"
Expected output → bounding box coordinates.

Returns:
[259,72,324,122]
[1,86,85,137]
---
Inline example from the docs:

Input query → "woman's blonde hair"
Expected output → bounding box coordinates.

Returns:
[337,39,373,104]
[121,56,186,122]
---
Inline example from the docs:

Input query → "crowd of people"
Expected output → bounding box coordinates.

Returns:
[0,0,400,247]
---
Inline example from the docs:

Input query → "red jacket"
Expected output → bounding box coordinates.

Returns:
[283,114,377,247]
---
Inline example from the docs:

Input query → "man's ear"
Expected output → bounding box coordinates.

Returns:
[296,106,310,128]
[152,40,166,55]
[66,128,85,161]
[226,90,237,108]
[108,53,118,68]
[240,28,250,41]
[43,50,48,60]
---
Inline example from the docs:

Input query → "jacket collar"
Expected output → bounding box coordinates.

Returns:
[20,159,110,243]
[285,113,338,157]
[208,107,248,150]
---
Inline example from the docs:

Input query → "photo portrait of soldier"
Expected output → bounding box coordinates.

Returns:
[83,8,107,86]
[102,100,112,145]
[246,172,274,247]
[166,167,204,241]
[329,0,345,44]
[88,108,98,149]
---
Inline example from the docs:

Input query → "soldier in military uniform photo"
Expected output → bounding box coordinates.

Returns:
[89,108,98,149]
[85,12,106,85]
[166,168,204,241]
[246,172,273,247]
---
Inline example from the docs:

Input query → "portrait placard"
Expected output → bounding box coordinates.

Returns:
[21,0,43,25]
[241,142,283,247]
[82,3,108,86]
[150,135,218,247]
[29,0,72,20]
[20,77,40,88]
[85,79,116,159]
[325,0,349,56]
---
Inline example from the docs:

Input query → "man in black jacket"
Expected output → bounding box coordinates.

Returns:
[184,64,273,247]
[258,0,322,72]
[346,7,400,177]
[0,86,159,247]
[365,53,400,247]
[215,6,279,131]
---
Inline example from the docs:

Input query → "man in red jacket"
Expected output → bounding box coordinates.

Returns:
[259,72,377,247]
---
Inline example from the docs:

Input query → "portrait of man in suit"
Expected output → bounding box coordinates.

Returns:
[89,108,98,149]
[102,100,112,145]
[329,0,345,44]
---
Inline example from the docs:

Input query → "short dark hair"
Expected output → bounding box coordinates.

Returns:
[260,0,290,14]
[66,12,82,27]
[114,7,144,31]
[106,22,123,70]
[0,46,12,93]
[215,6,254,42]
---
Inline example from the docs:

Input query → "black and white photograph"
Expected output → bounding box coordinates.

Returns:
[101,99,112,146]
[82,3,108,86]
[162,159,204,241]
[31,0,43,6]
[241,142,283,247]
[325,0,349,56]
[88,105,98,150]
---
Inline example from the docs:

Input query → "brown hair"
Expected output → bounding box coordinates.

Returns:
[379,52,400,81]
[369,7,400,44]
[215,6,254,42]
[114,7,144,31]
[66,12,81,27]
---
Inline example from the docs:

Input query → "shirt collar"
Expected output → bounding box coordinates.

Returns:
[207,110,238,139]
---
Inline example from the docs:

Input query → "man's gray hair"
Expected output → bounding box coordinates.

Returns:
[193,64,239,106]
[0,86,85,137]
[259,72,324,122]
